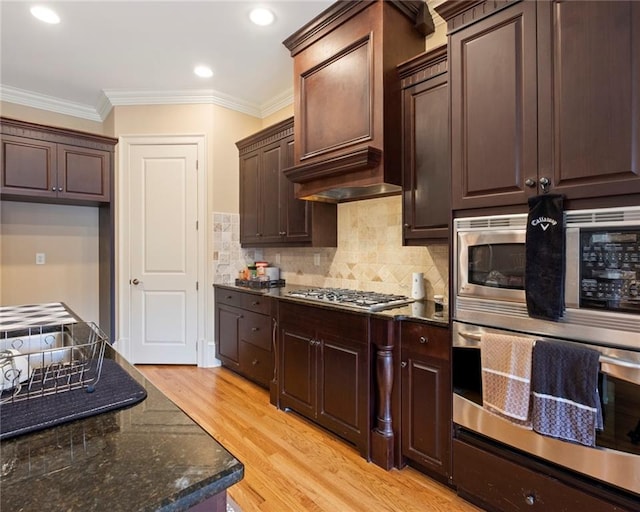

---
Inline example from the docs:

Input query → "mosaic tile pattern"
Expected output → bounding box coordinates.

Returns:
[211,213,262,285]
[212,197,449,302]
[261,196,449,302]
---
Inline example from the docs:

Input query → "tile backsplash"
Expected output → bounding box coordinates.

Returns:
[212,195,449,301]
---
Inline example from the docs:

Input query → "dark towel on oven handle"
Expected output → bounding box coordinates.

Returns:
[525,194,565,320]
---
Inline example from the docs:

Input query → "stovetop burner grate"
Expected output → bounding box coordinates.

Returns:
[287,287,414,311]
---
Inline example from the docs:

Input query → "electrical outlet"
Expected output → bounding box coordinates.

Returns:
[313,253,321,266]
[36,253,46,265]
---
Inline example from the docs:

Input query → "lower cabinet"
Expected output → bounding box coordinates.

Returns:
[214,287,273,388]
[400,321,451,483]
[277,301,370,457]
[453,434,636,512]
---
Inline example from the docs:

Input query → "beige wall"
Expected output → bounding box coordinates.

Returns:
[0,202,100,323]
[261,104,294,129]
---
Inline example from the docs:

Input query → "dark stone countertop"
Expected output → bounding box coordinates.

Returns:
[0,344,244,512]
[214,282,449,327]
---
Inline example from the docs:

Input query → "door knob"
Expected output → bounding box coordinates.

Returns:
[131,278,141,285]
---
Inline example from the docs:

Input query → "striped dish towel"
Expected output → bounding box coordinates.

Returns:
[481,332,534,428]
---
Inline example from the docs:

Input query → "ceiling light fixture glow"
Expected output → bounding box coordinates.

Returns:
[30,5,60,24]
[249,7,275,26]
[194,65,213,78]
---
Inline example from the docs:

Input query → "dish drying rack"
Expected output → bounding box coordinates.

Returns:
[0,322,107,405]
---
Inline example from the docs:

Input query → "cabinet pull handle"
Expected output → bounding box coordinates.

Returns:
[419,336,428,344]
[525,494,535,506]
[539,176,550,193]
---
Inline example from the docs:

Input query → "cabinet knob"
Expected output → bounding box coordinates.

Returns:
[52,187,57,192]
[525,494,535,506]
[403,223,410,228]
[401,361,407,368]
[525,178,536,188]
[419,336,428,344]
[252,359,259,366]
[58,187,63,192]
[251,327,259,332]
[279,231,286,236]
[256,233,261,237]
[252,301,259,306]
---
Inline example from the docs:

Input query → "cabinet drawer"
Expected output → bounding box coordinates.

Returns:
[239,341,273,388]
[215,288,244,308]
[401,322,449,360]
[241,293,271,315]
[453,439,624,512]
[239,311,272,351]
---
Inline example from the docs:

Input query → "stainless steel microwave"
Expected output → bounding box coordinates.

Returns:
[453,206,640,351]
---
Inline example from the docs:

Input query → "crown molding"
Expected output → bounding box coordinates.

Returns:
[0,84,103,122]
[1,84,293,122]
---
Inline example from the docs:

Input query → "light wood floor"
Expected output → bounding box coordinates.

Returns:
[136,364,483,512]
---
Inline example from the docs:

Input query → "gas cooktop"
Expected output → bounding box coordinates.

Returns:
[287,287,414,311]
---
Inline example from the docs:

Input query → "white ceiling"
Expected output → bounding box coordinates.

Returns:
[0,1,334,120]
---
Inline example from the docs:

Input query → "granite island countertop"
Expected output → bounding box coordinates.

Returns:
[214,282,449,327]
[0,340,244,512]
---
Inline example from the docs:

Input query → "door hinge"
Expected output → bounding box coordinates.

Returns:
[196,220,199,230]
[196,281,199,291]
[196,160,199,171]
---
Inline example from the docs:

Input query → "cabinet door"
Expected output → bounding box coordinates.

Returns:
[537,1,640,200]
[239,151,261,245]
[450,0,538,210]
[259,141,284,243]
[215,303,242,366]
[279,318,316,417]
[403,72,450,242]
[57,144,110,202]
[316,328,368,450]
[281,136,312,243]
[401,322,451,479]
[1,135,56,199]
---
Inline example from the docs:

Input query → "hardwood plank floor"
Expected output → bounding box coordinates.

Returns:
[136,364,482,512]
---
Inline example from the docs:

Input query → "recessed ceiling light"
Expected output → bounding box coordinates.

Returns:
[30,5,60,24]
[194,65,213,78]
[249,7,275,26]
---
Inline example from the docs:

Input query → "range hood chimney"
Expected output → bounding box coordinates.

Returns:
[283,0,433,203]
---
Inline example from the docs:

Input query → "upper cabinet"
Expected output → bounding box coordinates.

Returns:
[1,117,116,205]
[236,117,337,248]
[282,0,432,202]
[398,46,450,244]
[436,0,640,211]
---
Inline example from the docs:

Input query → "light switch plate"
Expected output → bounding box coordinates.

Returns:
[36,253,46,265]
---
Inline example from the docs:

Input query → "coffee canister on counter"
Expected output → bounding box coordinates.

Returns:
[265,267,280,281]
[411,272,425,300]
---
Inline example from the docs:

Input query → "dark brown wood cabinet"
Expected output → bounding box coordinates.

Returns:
[277,301,370,457]
[236,118,337,247]
[1,119,112,204]
[400,321,451,483]
[438,0,640,211]
[214,287,274,389]
[0,117,117,338]
[398,46,450,244]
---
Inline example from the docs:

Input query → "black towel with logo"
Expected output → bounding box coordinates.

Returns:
[525,194,565,320]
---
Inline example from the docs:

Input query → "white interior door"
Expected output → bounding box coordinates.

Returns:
[128,143,199,364]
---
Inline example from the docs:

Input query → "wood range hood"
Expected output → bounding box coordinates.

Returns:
[283,0,433,203]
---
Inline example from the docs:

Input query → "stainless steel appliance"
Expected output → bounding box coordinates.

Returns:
[287,287,414,311]
[453,205,640,350]
[452,321,640,496]
[452,205,640,497]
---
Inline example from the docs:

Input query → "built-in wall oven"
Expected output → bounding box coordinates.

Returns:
[452,205,640,497]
